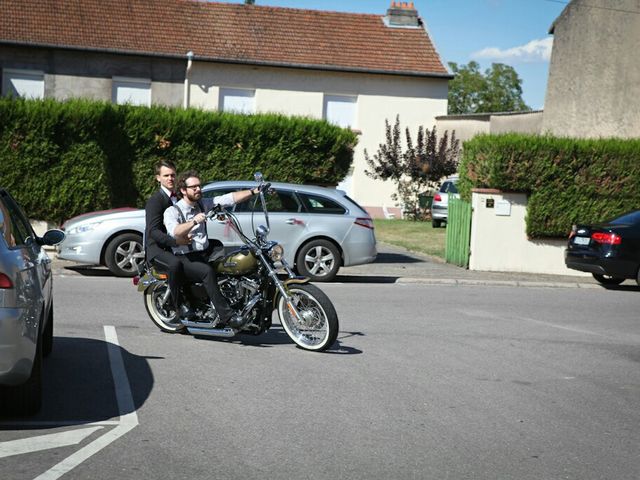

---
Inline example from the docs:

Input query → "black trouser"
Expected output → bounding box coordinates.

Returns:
[150,250,184,308]
[175,251,235,321]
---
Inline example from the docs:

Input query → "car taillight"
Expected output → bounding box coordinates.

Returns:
[354,217,374,229]
[591,232,622,245]
[0,273,13,289]
[434,194,442,202]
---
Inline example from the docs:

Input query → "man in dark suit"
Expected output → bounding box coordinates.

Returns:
[145,159,190,317]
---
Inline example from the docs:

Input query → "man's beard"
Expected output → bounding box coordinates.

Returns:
[186,191,201,202]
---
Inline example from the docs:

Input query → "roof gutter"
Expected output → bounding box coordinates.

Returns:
[0,40,454,80]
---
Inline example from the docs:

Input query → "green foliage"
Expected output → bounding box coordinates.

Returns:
[365,116,459,220]
[0,97,357,223]
[458,133,640,237]
[448,61,530,114]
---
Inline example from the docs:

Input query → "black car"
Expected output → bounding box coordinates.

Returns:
[565,210,640,286]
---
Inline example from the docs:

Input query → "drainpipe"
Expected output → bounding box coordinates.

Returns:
[183,51,194,109]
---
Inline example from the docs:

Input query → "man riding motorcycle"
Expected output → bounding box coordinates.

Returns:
[163,170,258,327]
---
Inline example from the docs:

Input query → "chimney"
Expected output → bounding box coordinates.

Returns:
[385,1,420,28]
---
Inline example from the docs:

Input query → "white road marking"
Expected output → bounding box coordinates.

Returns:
[32,326,139,480]
[0,427,102,459]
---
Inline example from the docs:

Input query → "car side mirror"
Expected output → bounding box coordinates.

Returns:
[39,229,66,246]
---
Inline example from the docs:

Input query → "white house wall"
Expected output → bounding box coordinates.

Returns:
[189,62,449,212]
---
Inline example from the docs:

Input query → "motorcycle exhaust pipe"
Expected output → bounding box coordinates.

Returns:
[185,326,236,338]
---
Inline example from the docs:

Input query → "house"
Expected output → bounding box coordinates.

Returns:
[0,0,451,217]
[542,0,640,138]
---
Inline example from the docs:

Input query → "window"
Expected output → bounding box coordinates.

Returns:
[220,88,255,114]
[323,94,357,128]
[2,69,44,99]
[0,192,34,248]
[236,189,301,213]
[299,193,346,215]
[112,77,151,106]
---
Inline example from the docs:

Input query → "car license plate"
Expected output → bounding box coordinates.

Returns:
[574,236,590,245]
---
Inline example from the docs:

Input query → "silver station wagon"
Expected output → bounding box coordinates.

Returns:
[0,188,65,415]
[58,181,377,282]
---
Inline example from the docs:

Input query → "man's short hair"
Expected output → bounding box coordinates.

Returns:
[154,159,177,175]
[176,170,200,199]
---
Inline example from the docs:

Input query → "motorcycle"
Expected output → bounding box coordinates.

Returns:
[134,173,339,352]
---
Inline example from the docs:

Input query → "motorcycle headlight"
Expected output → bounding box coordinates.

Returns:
[268,243,284,262]
[66,221,102,235]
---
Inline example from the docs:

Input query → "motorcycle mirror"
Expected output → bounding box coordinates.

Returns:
[254,172,263,183]
[256,224,269,241]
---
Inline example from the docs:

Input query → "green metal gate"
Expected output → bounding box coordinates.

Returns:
[445,196,472,268]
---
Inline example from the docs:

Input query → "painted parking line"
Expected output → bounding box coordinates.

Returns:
[0,326,138,479]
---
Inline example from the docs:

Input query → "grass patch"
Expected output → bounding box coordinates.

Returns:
[373,219,447,259]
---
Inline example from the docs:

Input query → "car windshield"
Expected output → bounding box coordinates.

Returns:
[440,181,458,194]
[607,210,640,225]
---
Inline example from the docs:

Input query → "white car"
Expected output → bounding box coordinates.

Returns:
[431,176,459,228]
[57,181,377,282]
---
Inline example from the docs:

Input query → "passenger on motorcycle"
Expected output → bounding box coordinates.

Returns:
[163,170,258,326]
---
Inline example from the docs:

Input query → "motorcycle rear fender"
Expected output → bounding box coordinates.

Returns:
[137,269,167,292]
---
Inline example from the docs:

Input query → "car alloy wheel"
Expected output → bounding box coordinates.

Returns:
[105,233,145,277]
[296,239,341,282]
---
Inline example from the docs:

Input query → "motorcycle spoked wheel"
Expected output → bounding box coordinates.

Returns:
[144,282,185,333]
[277,283,338,352]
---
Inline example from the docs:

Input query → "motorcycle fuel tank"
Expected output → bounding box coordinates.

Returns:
[215,247,258,275]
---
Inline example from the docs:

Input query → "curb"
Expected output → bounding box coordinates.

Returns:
[396,277,600,289]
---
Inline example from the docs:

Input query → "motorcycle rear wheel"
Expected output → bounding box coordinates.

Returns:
[144,282,185,333]
[277,283,338,352]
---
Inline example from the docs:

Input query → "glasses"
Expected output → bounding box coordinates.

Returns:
[185,184,201,190]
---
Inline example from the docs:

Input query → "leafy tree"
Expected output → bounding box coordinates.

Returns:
[448,61,530,114]
[365,116,460,220]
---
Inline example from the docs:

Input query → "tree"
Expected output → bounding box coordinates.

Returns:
[447,61,530,114]
[365,116,460,220]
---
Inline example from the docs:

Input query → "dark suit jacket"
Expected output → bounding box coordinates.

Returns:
[145,189,178,260]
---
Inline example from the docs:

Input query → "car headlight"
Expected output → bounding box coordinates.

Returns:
[268,243,284,262]
[66,221,102,235]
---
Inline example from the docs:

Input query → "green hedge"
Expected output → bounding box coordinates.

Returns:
[458,133,640,238]
[0,97,357,223]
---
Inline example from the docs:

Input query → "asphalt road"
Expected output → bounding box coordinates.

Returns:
[1,269,639,479]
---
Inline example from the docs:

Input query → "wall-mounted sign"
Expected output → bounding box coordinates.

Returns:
[495,200,511,216]
[486,198,494,208]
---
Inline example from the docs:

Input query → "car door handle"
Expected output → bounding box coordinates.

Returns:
[286,218,304,225]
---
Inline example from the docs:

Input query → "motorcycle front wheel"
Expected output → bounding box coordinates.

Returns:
[144,282,185,333]
[277,283,338,352]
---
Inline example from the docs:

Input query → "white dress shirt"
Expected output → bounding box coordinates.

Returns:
[163,193,235,255]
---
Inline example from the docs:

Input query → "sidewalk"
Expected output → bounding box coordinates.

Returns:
[50,242,601,288]
[335,242,600,289]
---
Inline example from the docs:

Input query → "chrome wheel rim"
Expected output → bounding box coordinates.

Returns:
[151,285,177,324]
[303,246,335,277]
[279,289,328,348]
[115,240,145,273]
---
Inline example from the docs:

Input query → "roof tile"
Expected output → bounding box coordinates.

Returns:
[0,0,448,76]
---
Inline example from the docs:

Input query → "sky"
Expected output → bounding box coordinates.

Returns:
[214,0,569,110]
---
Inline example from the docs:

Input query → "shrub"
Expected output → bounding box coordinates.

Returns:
[458,133,640,237]
[0,97,357,223]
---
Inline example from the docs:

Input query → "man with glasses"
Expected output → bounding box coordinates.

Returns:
[164,170,258,327]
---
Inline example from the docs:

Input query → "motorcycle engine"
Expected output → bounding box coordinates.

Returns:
[219,277,259,308]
